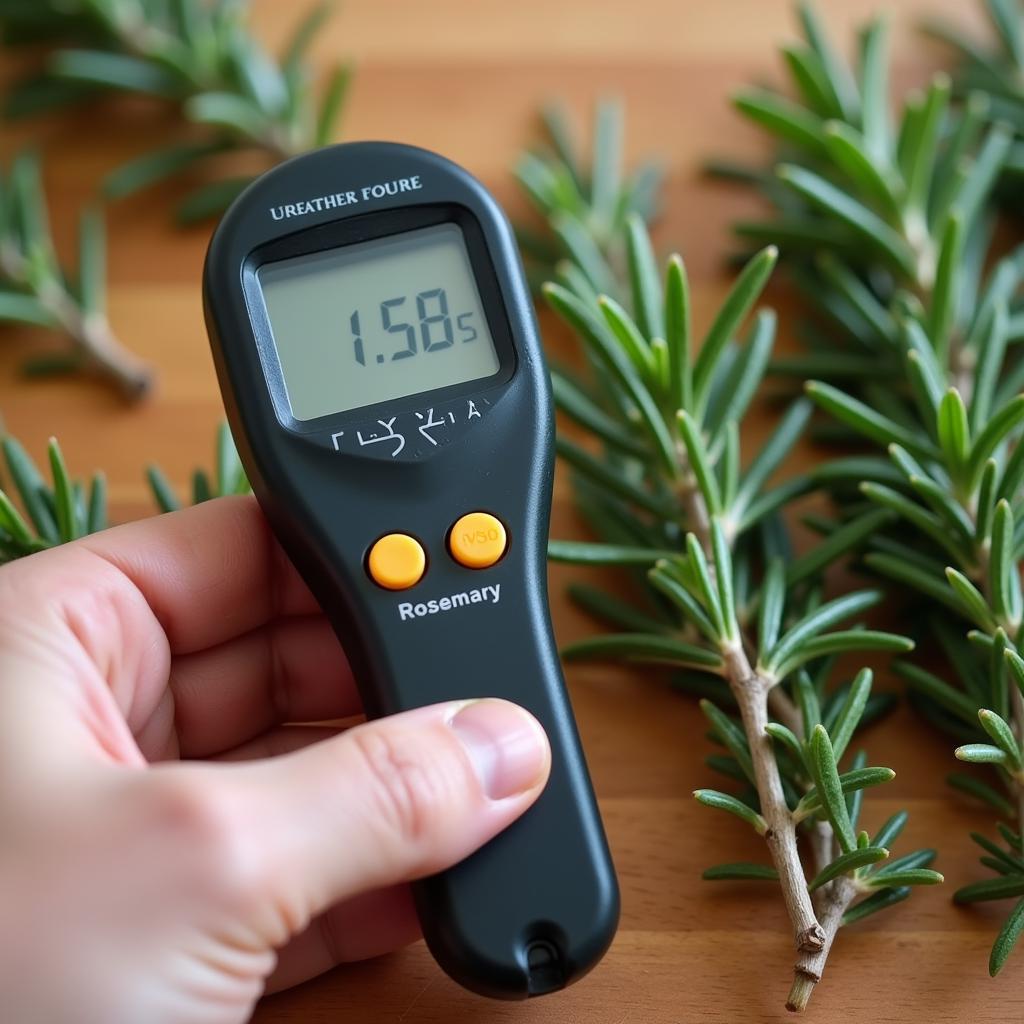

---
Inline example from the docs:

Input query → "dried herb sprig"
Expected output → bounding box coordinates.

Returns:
[0,151,151,398]
[714,0,1024,975]
[0,423,247,563]
[0,0,350,222]
[538,206,939,1008]
[515,99,662,293]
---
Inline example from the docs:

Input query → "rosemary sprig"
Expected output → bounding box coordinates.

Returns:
[0,0,351,222]
[0,151,151,398]
[0,435,106,558]
[717,3,1011,401]
[538,196,939,1007]
[0,423,248,562]
[515,98,662,294]
[715,0,1024,976]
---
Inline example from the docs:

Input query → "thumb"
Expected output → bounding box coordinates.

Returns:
[216,699,550,930]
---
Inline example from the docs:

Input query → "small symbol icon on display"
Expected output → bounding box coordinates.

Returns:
[415,408,447,446]
[356,417,406,457]
[332,397,491,456]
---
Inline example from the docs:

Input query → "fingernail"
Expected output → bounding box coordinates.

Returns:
[449,699,549,800]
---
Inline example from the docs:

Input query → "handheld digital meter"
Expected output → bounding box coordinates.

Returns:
[203,142,618,999]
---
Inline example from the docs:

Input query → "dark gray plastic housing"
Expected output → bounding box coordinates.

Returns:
[203,141,619,999]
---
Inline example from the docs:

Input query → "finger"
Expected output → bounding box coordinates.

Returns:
[170,616,358,759]
[215,699,550,928]
[0,496,324,767]
[265,885,419,994]
[214,725,346,762]
[78,495,318,654]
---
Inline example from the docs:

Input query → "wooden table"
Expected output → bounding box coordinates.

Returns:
[1,1,1021,1019]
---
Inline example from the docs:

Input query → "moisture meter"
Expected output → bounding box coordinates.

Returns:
[203,141,619,999]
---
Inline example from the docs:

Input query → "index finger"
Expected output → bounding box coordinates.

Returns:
[78,494,319,654]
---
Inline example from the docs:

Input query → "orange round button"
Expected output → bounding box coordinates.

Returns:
[367,533,426,590]
[449,512,507,569]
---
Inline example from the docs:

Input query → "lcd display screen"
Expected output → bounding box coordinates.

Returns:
[257,223,501,420]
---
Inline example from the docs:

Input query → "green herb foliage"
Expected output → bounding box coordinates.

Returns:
[515,98,662,294]
[0,423,248,563]
[0,150,151,397]
[5,0,1018,1005]
[521,102,940,1009]
[923,0,1024,192]
[0,0,350,222]
[715,0,1024,978]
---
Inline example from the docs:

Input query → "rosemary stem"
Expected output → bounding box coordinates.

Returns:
[721,644,825,960]
[676,469,713,551]
[948,331,976,406]
[808,819,835,874]
[0,244,151,400]
[680,437,831,1000]
[47,286,152,400]
[788,876,858,1012]
[968,506,1024,834]
[768,685,803,736]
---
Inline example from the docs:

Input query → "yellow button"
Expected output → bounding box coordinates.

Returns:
[449,512,507,569]
[368,533,426,590]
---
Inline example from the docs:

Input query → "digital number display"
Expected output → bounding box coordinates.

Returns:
[257,223,500,420]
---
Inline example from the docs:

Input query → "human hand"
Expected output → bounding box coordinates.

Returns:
[0,496,550,1024]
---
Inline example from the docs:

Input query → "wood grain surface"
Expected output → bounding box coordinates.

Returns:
[1,1,1020,1020]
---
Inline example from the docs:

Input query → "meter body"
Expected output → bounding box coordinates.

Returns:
[203,141,618,999]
